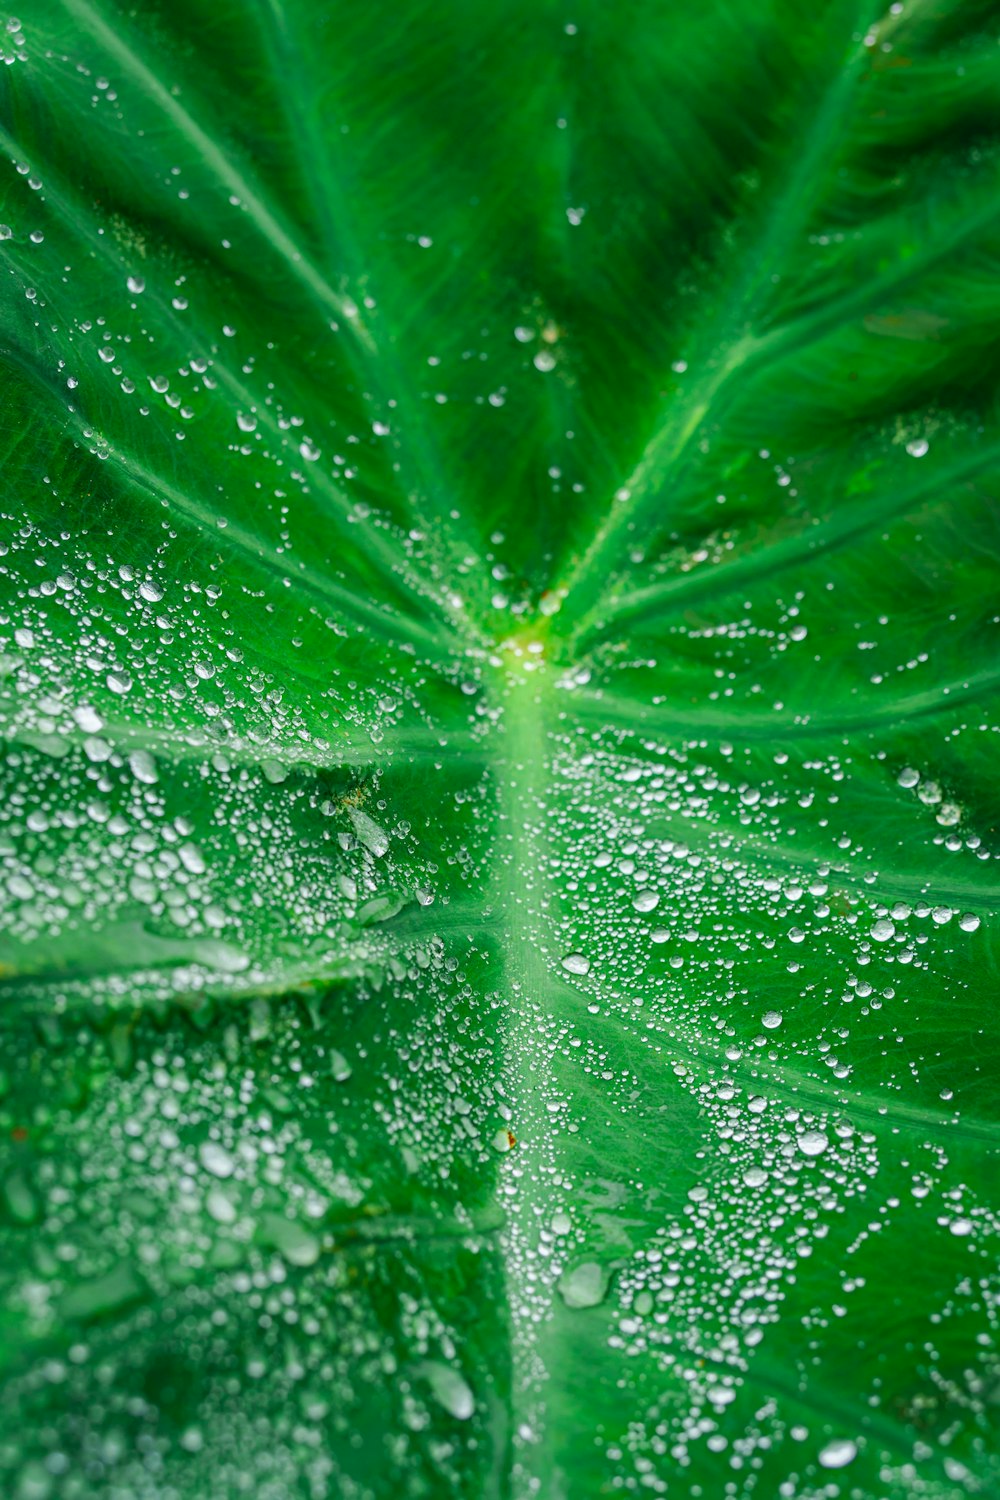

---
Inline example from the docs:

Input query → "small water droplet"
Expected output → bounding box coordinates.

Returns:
[561,952,591,976]
[762,1010,782,1030]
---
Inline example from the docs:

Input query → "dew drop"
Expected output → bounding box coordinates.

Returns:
[561,952,591,976]
[557,1261,609,1309]
[348,807,389,857]
[328,1050,352,1083]
[206,1188,237,1224]
[199,1141,236,1179]
[798,1130,829,1157]
[128,750,158,785]
[420,1361,475,1421]
[818,1439,857,1469]
[632,890,660,913]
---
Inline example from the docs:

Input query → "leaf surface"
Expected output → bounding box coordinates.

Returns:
[2,1,1000,1496]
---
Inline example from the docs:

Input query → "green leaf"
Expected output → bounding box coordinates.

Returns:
[2,0,999,1496]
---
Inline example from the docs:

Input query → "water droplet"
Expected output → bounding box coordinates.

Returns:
[818,1438,857,1469]
[707,1384,736,1407]
[959,912,981,933]
[199,1141,235,1179]
[632,890,660,913]
[206,1188,237,1224]
[762,1010,782,1030]
[299,439,320,462]
[128,750,158,785]
[329,1049,352,1083]
[870,919,894,942]
[798,1130,829,1157]
[561,952,591,976]
[558,1261,609,1309]
[138,579,163,602]
[126,274,145,294]
[905,437,928,457]
[514,325,535,342]
[419,1361,475,1420]
[533,349,556,373]
[348,807,389,857]
[258,1214,320,1267]
[236,411,257,433]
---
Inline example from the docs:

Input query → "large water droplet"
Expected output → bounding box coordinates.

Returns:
[558,1261,609,1309]
[199,1141,236,1179]
[818,1439,857,1469]
[419,1361,475,1420]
